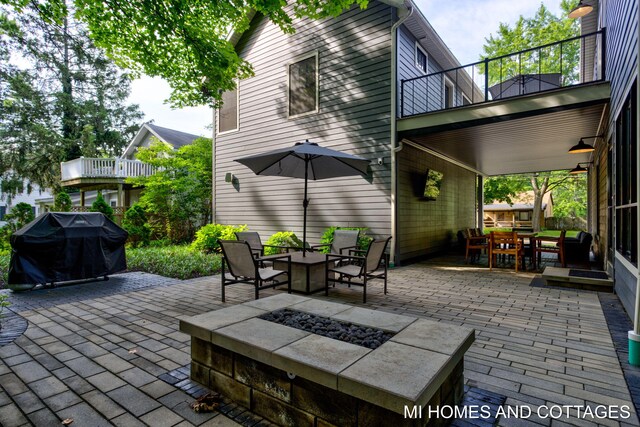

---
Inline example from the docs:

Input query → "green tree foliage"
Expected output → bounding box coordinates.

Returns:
[190,224,247,254]
[90,192,114,220]
[122,203,151,248]
[551,174,587,218]
[0,1,143,195]
[3,202,34,231]
[0,0,370,108]
[481,1,580,86]
[129,137,213,243]
[484,171,585,231]
[53,190,72,212]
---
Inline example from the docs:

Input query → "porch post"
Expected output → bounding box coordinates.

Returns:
[477,176,484,228]
[80,190,85,207]
[117,184,124,208]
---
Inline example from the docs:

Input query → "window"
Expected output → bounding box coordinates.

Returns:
[518,211,531,221]
[0,206,5,221]
[218,86,238,133]
[110,201,117,208]
[415,42,427,73]
[288,53,318,118]
[615,81,637,265]
[443,77,455,109]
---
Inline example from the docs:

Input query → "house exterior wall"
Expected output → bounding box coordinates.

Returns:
[397,144,476,262]
[215,2,394,242]
[593,0,639,317]
[0,180,52,225]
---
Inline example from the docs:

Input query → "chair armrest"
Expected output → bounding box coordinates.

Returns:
[326,253,365,263]
[467,236,487,242]
[310,243,330,249]
[348,248,366,256]
[339,245,359,254]
[263,244,301,253]
[257,254,291,263]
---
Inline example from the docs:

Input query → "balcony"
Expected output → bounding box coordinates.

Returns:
[400,30,605,117]
[60,157,157,187]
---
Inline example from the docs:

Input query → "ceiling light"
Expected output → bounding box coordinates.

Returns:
[568,139,595,154]
[569,164,589,174]
[568,0,594,19]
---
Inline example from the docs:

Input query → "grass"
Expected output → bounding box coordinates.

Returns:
[484,228,581,238]
[126,245,222,280]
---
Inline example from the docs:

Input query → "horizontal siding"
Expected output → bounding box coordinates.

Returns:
[606,0,638,115]
[216,2,393,243]
[397,145,476,262]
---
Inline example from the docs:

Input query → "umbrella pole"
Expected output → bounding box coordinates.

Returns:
[302,160,309,256]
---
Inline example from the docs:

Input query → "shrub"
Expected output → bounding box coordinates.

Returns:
[126,245,221,279]
[190,224,248,253]
[318,226,373,254]
[4,202,35,232]
[0,293,10,330]
[53,191,72,212]
[264,231,303,255]
[0,250,10,289]
[122,203,151,248]
[90,193,114,220]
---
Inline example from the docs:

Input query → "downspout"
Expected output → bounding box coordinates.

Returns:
[212,108,217,224]
[389,3,413,267]
[629,10,640,366]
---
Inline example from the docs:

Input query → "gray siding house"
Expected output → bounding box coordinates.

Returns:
[214,0,477,264]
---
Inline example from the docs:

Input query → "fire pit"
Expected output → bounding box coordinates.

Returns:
[180,294,475,426]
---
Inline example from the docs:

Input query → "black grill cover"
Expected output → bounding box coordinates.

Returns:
[9,212,128,285]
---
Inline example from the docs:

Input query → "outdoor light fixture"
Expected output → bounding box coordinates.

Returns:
[568,0,593,19]
[569,163,590,174]
[568,135,602,154]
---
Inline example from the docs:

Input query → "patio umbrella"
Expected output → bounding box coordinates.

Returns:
[235,140,370,255]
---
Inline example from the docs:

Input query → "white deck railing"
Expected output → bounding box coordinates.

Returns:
[60,158,157,181]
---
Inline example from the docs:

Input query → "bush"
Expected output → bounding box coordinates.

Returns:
[0,250,10,289]
[264,231,303,255]
[90,193,114,220]
[190,224,248,253]
[53,191,72,212]
[122,203,151,248]
[4,202,35,232]
[126,245,221,279]
[318,226,372,254]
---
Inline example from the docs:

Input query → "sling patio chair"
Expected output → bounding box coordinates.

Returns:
[325,236,391,303]
[489,231,524,272]
[219,240,291,302]
[235,231,298,257]
[311,229,360,258]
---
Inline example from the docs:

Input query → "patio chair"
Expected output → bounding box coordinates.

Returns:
[311,229,360,255]
[235,231,298,258]
[325,237,391,303]
[465,228,488,264]
[533,230,566,269]
[489,231,524,272]
[219,240,291,302]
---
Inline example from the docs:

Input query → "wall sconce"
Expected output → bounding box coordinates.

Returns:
[568,0,593,19]
[568,162,590,174]
[225,172,234,183]
[568,135,602,154]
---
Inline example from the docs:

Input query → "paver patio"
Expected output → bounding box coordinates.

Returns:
[0,262,638,426]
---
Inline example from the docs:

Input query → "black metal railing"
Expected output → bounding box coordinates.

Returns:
[400,29,605,118]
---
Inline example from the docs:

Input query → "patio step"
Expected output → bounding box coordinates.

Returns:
[541,267,613,292]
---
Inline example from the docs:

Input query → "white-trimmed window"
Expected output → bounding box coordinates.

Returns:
[415,42,427,73]
[443,77,455,108]
[218,85,239,134]
[288,52,318,118]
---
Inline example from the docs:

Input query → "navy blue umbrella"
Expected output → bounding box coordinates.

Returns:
[235,140,369,255]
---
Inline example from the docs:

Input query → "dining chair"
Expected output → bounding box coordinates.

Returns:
[489,231,524,272]
[533,230,566,269]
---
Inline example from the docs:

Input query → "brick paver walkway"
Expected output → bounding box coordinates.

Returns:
[0,264,637,426]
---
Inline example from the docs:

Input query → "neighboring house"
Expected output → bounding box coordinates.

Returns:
[56,123,201,211]
[218,1,637,317]
[483,192,553,228]
[0,181,52,226]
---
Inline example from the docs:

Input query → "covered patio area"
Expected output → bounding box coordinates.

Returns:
[0,264,637,425]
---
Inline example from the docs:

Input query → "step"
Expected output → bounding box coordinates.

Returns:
[541,267,613,292]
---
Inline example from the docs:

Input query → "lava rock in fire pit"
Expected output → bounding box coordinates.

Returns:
[258,309,394,350]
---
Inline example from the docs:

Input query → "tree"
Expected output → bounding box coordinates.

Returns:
[3,202,34,231]
[0,1,143,195]
[54,190,72,212]
[481,1,580,86]
[90,192,114,220]
[128,137,213,243]
[0,0,370,108]
[484,171,585,231]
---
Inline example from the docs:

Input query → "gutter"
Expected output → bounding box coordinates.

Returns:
[389,3,413,266]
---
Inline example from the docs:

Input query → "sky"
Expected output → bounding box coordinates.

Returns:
[127,0,565,137]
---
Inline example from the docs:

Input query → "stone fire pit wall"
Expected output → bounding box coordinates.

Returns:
[179,294,475,427]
